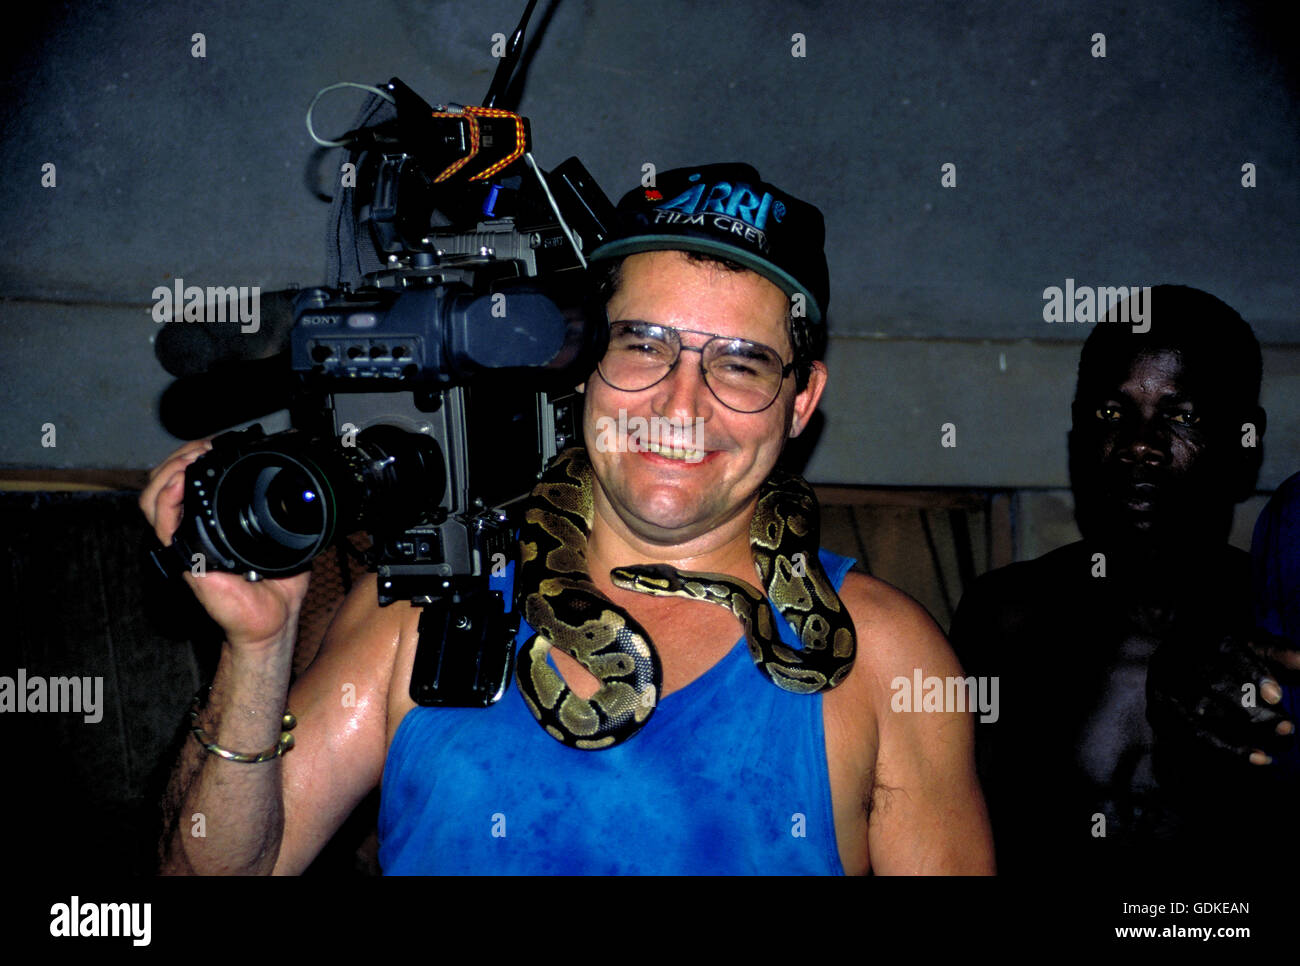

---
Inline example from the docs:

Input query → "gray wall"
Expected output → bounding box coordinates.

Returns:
[2,0,1296,498]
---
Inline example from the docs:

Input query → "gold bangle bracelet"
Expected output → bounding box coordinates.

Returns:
[188,685,297,763]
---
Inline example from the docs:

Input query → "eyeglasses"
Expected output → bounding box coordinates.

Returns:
[596,320,795,414]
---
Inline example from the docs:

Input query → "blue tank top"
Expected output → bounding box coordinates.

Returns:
[378,547,856,875]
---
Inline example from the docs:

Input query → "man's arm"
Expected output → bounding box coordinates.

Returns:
[159,572,407,875]
[144,440,412,874]
[840,573,996,874]
[157,628,295,874]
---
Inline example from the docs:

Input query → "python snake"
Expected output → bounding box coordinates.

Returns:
[514,447,857,749]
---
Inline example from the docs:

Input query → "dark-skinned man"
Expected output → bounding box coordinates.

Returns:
[949,285,1299,874]
[142,164,994,875]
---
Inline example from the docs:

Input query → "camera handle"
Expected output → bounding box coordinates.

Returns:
[407,583,518,708]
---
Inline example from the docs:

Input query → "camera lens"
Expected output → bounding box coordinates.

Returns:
[194,426,445,577]
[214,453,334,574]
[258,466,324,537]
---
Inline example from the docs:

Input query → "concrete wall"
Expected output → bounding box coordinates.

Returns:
[2,0,1295,509]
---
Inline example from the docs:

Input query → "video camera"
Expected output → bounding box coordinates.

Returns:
[151,2,616,706]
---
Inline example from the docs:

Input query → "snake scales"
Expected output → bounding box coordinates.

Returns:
[514,447,856,749]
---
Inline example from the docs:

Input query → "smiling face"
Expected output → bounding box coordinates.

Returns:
[1070,347,1238,548]
[581,250,825,547]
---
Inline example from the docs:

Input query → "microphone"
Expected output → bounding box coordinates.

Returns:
[153,288,299,377]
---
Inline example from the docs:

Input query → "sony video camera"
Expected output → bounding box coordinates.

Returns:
[152,32,616,706]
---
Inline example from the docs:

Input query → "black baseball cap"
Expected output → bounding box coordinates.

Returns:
[588,163,829,325]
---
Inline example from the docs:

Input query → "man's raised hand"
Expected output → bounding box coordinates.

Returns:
[139,439,312,651]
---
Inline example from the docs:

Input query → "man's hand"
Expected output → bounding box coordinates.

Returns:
[1147,626,1298,766]
[139,439,312,650]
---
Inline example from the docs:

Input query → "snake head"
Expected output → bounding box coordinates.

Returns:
[610,565,678,596]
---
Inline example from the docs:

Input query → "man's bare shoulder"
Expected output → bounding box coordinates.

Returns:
[834,570,962,706]
[833,572,995,873]
[291,572,413,719]
[301,573,403,666]
[272,573,416,873]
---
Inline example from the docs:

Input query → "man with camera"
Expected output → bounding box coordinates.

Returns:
[141,163,994,875]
